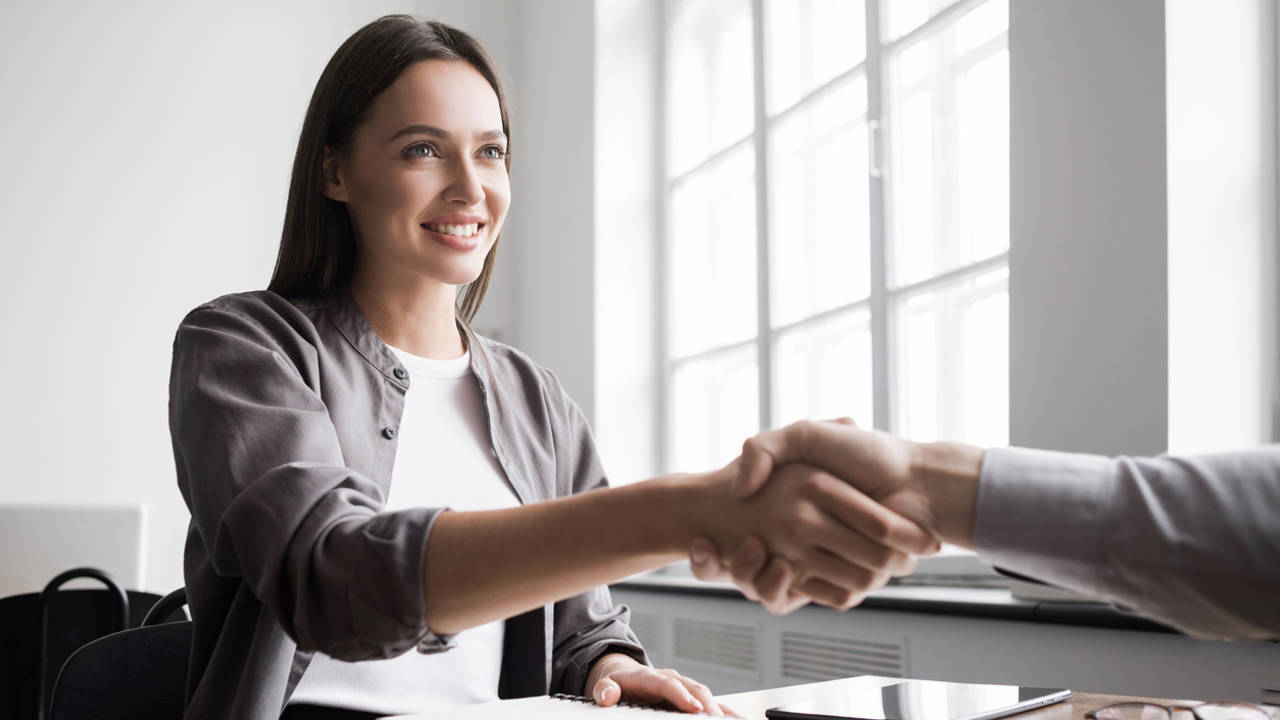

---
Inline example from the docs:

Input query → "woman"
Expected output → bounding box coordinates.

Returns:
[169,15,933,720]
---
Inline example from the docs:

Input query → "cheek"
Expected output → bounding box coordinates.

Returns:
[487,175,512,230]
[350,166,426,222]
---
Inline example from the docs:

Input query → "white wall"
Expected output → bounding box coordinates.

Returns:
[1167,0,1276,453]
[594,0,660,483]
[0,0,519,593]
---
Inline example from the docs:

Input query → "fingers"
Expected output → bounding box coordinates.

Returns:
[735,433,778,498]
[591,676,623,706]
[622,667,705,714]
[726,536,768,601]
[794,574,882,611]
[806,471,940,556]
[810,519,917,578]
[689,537,729,582]
[793,548,886,605]
[661,669,724,716]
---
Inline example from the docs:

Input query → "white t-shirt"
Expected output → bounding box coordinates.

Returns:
[289,346,519,716]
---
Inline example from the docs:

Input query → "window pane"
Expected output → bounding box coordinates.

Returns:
[885,0,961,41]
[671,346,759,472]
[768,76,870,327]
[669,145,757,357]
[668,0,754,176]
[773,310,873,428]
[894,268,1008,446]
[886,0,1008,287]
[959,48,1009,263]
[764,0,865,115]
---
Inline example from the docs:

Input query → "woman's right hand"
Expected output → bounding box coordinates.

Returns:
[694,458,936,612]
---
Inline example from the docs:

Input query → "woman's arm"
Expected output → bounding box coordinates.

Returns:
[422,460,932,635]
[173,297,936,662]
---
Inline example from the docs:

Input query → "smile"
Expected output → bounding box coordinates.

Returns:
[423,222,481,237]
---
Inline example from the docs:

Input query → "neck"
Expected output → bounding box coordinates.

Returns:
[348,265,465,360]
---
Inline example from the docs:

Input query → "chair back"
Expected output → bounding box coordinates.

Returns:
[0,568,163,720]
[48,621,193,720]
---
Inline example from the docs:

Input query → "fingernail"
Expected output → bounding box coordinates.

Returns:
[691,542,709,564]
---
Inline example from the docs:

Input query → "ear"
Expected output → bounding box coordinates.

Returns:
[322,146,349,202]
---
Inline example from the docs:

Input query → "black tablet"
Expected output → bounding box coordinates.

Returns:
[766,679,1071,720]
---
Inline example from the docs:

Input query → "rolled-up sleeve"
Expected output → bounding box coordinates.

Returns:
[170,302,453,660]
[975,445,1280,640]
[544,381,648,693]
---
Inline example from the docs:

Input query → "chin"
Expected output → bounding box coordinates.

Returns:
[425,260,486,287]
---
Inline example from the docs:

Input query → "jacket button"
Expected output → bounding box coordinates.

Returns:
[381,427,396,440]
[393,367,408,380]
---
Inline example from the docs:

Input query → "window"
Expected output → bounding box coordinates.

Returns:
[660,0,1009,472]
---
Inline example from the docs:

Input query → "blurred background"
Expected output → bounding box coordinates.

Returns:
[0,0,1275,656]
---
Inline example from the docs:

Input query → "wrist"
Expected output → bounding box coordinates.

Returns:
[656,465,739,552]
[908,441,984,548]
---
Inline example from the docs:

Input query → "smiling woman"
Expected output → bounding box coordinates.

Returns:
[166,14,938,720]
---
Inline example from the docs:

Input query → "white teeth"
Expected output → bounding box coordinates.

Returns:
[426,223,480,237]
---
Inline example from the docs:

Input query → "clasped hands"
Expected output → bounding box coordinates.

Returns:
[688,418,984,615]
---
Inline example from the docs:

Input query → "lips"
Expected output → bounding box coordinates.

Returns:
[421,221,484,251]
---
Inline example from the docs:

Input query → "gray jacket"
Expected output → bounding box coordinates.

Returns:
[168,290,645,720]
[977,445,1280,639]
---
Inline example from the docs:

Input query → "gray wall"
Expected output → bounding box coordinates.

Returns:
[1008,0,1171,456]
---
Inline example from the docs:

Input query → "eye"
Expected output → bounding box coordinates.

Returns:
[402,142,439,160]
[478,145,507,161]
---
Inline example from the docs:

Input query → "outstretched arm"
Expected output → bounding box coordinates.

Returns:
[422,458,938,634]
[692,420,1280,640]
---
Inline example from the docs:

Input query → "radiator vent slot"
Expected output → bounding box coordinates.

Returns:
[629,611,661,659]
[781,631,904,682]
[672,619,757,672]
[1261,687,1279,706]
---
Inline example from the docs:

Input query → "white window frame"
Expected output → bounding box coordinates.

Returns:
[655,0,1009,472]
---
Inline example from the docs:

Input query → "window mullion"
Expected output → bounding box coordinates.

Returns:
[868,0,891,432]
[656,0,671,473]
[751,0,773,431]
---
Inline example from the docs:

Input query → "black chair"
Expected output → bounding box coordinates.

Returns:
[0,567,166,720]
[48,588,191,720]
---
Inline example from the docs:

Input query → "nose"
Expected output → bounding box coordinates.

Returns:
[444,156,486,207]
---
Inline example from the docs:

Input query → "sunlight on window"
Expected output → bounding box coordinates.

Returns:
[768,76,871,327]
[887,0,1008,287]
[896,272,1008,446]
[764,0,866,114]
[671,346,759,472]
[668,146,757,358]
[668,0,754,176]
[774,310,873,428]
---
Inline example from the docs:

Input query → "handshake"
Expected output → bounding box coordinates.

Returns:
[682,418,986,615]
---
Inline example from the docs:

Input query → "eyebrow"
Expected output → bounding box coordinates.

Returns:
[386,124,507,143]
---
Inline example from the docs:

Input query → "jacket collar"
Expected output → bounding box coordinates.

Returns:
[321,286,496,396]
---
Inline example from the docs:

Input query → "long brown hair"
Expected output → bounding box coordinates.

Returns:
[268,15,510,322]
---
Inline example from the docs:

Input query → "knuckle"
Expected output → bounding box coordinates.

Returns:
[858,510,893,543]
[840,591,866,611]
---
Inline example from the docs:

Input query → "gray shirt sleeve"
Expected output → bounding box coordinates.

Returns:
[171,302,452,661]
[974,445,1280,640]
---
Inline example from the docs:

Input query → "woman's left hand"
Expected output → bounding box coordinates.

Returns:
[585,652,731,715]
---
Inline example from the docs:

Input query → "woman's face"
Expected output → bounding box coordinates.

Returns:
[326,59,509,290]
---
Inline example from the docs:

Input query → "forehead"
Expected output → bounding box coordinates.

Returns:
[366,59,503,137]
